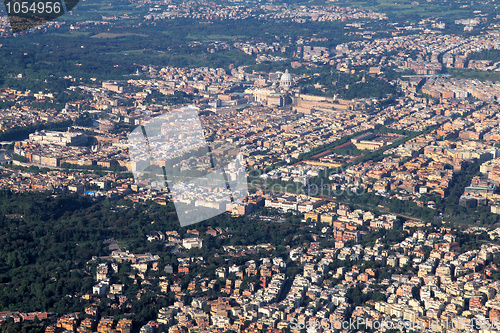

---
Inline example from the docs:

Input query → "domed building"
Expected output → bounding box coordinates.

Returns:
[279,69,293,90]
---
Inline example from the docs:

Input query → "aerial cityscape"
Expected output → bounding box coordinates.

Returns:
[3,0,500,332]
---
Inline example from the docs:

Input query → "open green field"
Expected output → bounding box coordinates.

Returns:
[448,69,500,82]
[91,33,149,38]
[337,0,497,20]
[51,31,91,37]
[186,33,246,42]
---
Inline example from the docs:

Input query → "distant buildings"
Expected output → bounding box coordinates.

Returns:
[182,238,203,249]
[28,131,87,147]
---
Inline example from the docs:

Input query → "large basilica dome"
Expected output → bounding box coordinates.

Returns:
[280,69,293,90]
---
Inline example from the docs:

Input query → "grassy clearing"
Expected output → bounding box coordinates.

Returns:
[186,33,245,42]
[51,32,91,37]
[91,32,149,38]
[448,69,500,82]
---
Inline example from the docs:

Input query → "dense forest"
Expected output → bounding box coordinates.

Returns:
[0,17,355,84]
[0,190,310,314]
[298,72,399,100]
